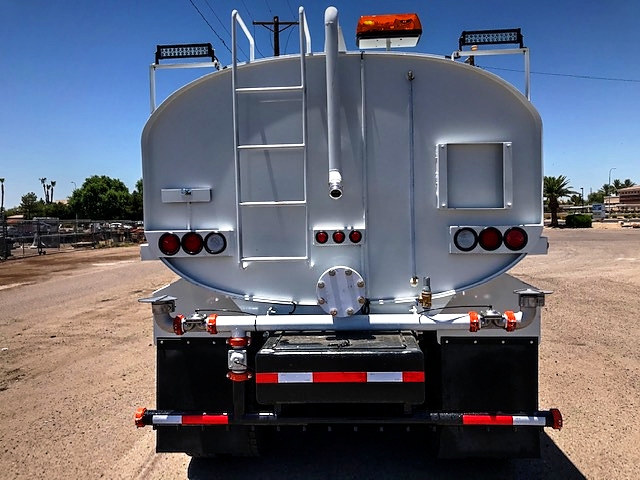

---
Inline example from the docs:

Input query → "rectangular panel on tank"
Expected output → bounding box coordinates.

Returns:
[437,142,513,209]
[241,205,306,258]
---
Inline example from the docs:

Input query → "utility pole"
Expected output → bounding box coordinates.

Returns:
[253,16,298,56]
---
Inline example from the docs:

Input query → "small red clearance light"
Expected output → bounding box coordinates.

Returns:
[181,232,204,255]
[349,230,363,243]
[478,227,502,251]
[503,227,528,251]
[332,230,346,244]
[315,231,329,244]
[158,233,181,256]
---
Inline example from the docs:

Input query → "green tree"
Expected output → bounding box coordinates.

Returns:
[68,175,131,220]
[544,175,577,227]
[20,192,39,220]
[588,191,605,204]
[613,178,636,191]
[129,178,143,220]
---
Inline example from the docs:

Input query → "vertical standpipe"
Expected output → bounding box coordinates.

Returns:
[325,7,342,199]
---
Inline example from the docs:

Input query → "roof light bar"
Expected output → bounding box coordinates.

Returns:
[155,43,216,64]
[458,28,523,50]
[356,13,422,49]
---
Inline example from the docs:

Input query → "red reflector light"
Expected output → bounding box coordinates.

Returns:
[478,227,502,251]
[503,227,528,251]
[332,231,346,244]
[181,232,203,255]
[158,233,180,256]
[349,230,363,243]
[315,231,329,244]
[550,408,563,430]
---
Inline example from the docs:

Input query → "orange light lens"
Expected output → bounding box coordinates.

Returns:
[356,13,422,36]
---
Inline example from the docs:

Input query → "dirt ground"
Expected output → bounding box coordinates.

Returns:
[0,226,638,479]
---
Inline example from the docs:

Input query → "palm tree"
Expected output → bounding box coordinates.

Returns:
[46,184,51,204]
[0,178,5,213]
[544,175,577,227]
[614,178,636,190]
[50,180,56,203]
[39,177,48,203]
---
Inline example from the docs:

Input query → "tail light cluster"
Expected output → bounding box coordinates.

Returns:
[452,226,528,253]
[158,231,227,256]
[314,228,364,246]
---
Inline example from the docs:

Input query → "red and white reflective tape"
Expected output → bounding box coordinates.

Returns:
[462,414,547,427]
[255,371,425,384]
[151,413,229,426]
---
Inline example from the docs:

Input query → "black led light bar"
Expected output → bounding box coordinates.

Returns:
[155,43,215,64]
[458,28,523,50]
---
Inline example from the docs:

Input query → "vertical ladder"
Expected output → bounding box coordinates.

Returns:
[231,8,311,263]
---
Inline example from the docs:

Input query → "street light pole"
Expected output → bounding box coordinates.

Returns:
[580,187,584,209]
[608,167,616,217]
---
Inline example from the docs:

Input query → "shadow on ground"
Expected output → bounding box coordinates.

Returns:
[188,430,584,480]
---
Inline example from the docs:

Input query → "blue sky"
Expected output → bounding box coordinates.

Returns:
[2,0,639,209]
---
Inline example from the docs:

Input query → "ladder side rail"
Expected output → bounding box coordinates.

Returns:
[232,10,243,262]
[299,6,310,260]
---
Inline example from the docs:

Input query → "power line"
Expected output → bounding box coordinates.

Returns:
[187,0,231,54]
[236,0,266,57]
[285,0,296,19]
[202,0,248,59]
[264,0,274,16]
[483,66,640,83]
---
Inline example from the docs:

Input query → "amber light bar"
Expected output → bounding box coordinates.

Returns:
[356,13,422,49]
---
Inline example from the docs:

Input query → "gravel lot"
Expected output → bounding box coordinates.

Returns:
[0,225,638,479]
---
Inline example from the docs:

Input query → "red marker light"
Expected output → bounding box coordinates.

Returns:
[315,231,329,244]
[478,227,502,251]
[503,227,528,251]
[349,230,363,243]
[332,231,346,244]
[181,232,204,255]
[158,233,181,256]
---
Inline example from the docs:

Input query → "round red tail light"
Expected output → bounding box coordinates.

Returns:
[315,231,329,244]
[503,227,528,251]
[181,232,204,255]
[478,227,502,251]
[349,230,363,243]
[158,233,181,256]
[332,230,346,244]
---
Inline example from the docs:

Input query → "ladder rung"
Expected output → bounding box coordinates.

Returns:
[242,256,308,262]
[237,143,304,151]
[239,200,306,207]
[236,85,303,94]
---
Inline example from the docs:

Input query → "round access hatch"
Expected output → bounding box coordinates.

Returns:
[316,266,366,318]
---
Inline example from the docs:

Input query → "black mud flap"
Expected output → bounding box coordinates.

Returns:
[155,337,262,456]
[438,336,540,458]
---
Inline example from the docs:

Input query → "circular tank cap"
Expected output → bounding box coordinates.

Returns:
[315,266,366,318]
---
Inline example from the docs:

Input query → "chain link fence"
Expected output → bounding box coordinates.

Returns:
[0,216,145,260]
